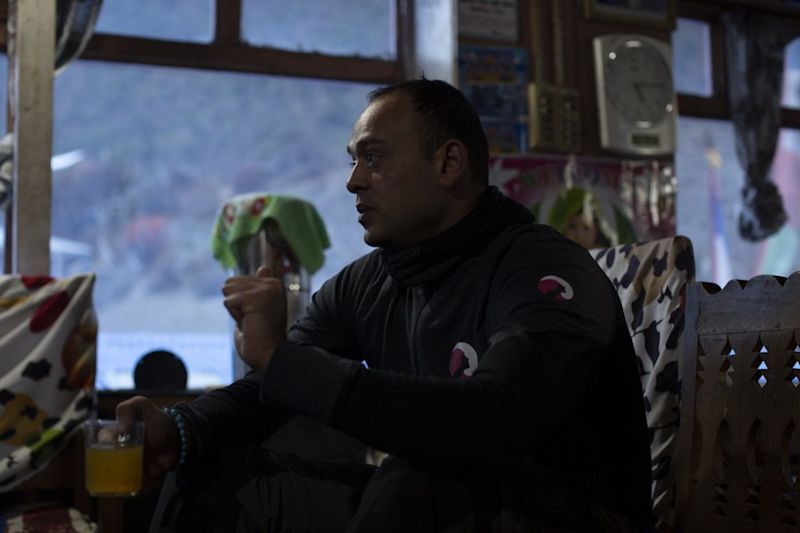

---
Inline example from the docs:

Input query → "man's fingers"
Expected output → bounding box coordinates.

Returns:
[223,295,244,324]
[116,395,147,424]
[222,272,279,296]
[222,277,255,296]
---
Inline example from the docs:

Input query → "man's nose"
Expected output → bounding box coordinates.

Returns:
[346,164,366,193]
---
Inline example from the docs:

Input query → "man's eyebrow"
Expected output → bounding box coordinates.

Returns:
[347,137,387,156]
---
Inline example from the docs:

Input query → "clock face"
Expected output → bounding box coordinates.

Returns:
[603,40,674,126]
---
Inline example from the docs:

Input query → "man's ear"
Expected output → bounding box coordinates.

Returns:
[435,139,468,188]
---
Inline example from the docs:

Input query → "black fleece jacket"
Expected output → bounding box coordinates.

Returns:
[178,186,652,529]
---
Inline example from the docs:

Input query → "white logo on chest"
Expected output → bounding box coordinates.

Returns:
[449,342,478,378]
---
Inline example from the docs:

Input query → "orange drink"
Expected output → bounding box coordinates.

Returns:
[85,443,143,496]
[83,419,144,497]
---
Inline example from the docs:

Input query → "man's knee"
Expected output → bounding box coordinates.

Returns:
[347,456,484,533]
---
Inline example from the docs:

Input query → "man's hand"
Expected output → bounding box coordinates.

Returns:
[115,396,180,494]
[222,265,287,371]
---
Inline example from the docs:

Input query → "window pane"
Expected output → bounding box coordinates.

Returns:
[676,117,800,285]
[95,0,213,43]
[672,18,713,97]
[782,38,800,108]
[0,54,7,270]
[242,0,396,59]
[0,55,6,131]
[53,61,373,390]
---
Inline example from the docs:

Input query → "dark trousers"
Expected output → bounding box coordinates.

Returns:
[150,444,635,533]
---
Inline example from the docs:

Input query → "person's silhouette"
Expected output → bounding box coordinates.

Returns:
[133,350,188,391]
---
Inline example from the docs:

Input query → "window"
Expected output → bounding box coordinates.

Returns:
[94,0,214,43]
[5,0,411,390]
[782,38,800,108]
[0,54,6,128]
[673,15,800,286]
[0,54,7,270]
[241,0,396,59]
[52,60,373,389]
[672,18,713,97]
[676,118,800,284]
[676,117,800,285]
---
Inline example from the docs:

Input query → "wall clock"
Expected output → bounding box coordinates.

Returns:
[593,34,676,156]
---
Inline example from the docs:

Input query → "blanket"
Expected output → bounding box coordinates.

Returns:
[0,274,96,490]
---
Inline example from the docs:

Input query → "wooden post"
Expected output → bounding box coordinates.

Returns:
[8,0,55,275]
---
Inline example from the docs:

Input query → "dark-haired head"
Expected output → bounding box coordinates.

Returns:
[368,78,489,187]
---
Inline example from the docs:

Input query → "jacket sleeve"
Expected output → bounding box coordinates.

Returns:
[175,370,290,462]
[260,238,624,467]
[177,258,368,461]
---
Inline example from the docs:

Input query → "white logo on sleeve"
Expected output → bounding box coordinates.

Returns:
[537,275,574,301]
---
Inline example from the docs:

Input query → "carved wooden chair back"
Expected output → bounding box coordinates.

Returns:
[675,273,800,532]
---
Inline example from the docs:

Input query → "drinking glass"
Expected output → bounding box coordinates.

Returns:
[83,419,144,497]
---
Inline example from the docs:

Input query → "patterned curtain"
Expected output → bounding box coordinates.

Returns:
[723,11,790,241]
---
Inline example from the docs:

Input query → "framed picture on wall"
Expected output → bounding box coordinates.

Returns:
[584,0,676,29]
[459,0,519,42]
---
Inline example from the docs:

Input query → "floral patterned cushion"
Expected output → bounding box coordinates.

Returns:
[590,236,695,531]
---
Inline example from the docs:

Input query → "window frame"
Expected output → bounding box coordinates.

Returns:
[82,0,411,84]
[676,0,800,128]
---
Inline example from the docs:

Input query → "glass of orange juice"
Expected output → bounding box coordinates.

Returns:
[83,419,144,497]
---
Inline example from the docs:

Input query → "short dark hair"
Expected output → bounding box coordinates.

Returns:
[368,78,489,186]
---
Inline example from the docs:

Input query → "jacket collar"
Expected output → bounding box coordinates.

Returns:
[381,186,534,287]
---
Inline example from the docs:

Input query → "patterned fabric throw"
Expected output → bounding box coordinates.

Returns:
[591,236,695,532]
[3,506,96,532]
[0,274,96,490]
[210,193,330,275]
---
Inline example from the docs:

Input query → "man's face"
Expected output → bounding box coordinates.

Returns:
[346,93,448,248]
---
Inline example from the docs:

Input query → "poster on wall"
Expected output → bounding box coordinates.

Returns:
[458,45,528,153]
[490,154,676,249]
[458,0,519,42]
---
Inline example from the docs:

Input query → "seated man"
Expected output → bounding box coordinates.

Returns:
[118,79,652,532]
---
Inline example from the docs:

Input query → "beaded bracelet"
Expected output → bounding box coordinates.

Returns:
[162,407,188,466]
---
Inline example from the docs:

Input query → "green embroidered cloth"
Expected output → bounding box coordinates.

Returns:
[211,193,330,275]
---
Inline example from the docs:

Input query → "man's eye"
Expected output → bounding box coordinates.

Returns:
[349,152,379,168]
